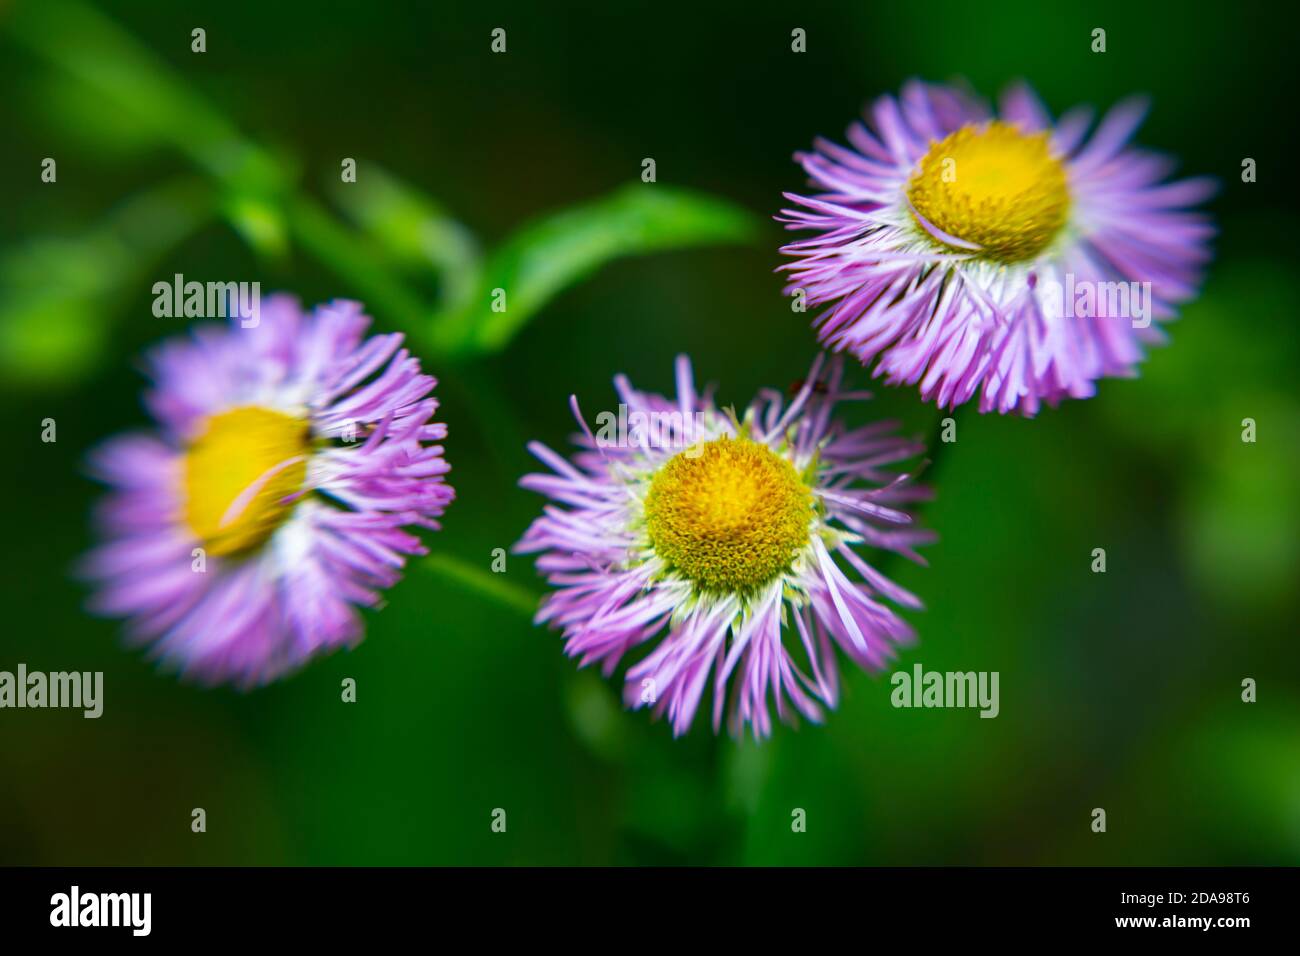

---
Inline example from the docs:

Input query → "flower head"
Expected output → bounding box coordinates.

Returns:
[81,296,453,686]
[779,80,1215,415]
[516,355,933,738]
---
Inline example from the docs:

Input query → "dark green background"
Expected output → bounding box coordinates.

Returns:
[2,0,1296,864]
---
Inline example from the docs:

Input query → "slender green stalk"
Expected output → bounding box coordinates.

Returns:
[286,197,431,335]
[422,553,540,618]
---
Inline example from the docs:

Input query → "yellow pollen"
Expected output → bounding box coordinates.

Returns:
[183,406,311,557]
[907,121,1069,263]
[644,436,814,595]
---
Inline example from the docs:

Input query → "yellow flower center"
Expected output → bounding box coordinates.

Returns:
[907,121,1069,263]
[644,436,814,595]
[183,407,311,557]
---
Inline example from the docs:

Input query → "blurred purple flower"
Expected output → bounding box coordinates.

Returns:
[81,296,453,686]
[516,354,933,739]
[779,80,1215,415]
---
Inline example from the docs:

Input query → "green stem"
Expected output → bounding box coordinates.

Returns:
[287,197,433,337]
[422,552,540,618]
[919,404,965,499]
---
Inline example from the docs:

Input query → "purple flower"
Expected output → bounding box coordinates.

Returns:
[81,296,453,686]
[516,355,933,739]
[779,80,1215,415]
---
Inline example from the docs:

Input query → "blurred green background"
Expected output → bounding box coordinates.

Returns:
[2,0,1296,865]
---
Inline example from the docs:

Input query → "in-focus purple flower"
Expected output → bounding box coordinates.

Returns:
[81,296,453,687]
[516,354,933,739]
[779,80,1215,415]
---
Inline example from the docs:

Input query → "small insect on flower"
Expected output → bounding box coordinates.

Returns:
[779,80,1216,415]
[80,296,453,687]
[515,355,934,739]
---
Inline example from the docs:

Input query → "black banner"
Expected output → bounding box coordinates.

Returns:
[0,866,1281,941]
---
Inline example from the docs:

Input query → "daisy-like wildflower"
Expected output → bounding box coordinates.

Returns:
[779,80,1215,415]
[81,296,453,686]
[516,355,933,738]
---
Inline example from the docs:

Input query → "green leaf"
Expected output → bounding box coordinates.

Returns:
[223,193,292,261]
[8,2,759,369]
[8,0,281,189]
[427,184,759,356]
[0,180,212,386]
[12,0,296,265]
[31,72,160,158]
